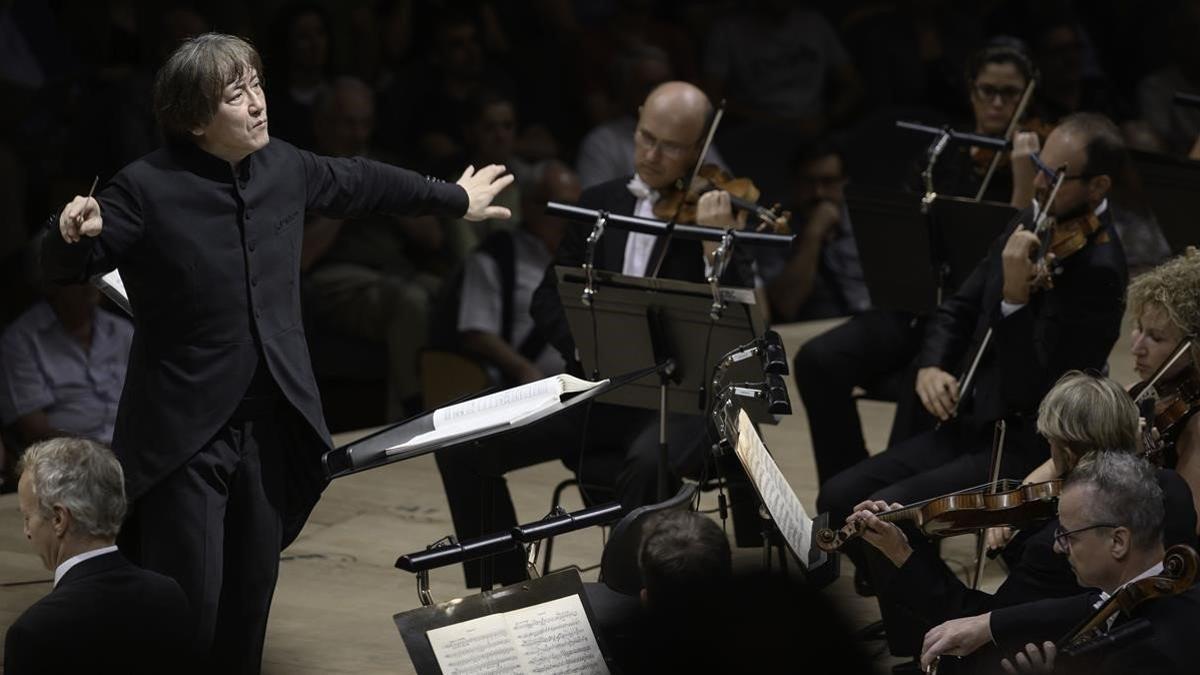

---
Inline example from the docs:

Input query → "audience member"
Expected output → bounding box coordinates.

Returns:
[757,141,868,322]
[1,278,132,448]
[455,160,578,385]
[1137,3,1200,157]
[301,77,446,419]
[265,2,335,151]
[4,437,189,674]
[442,90,527,264]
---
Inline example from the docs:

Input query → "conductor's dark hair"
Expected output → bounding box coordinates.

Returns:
[154,32,264,142]
[965,37,1038,85]
[638,510,731,611]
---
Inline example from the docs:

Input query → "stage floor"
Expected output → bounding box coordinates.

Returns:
[0,315,1138,673]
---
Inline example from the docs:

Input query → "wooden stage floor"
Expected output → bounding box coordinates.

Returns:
[0,316,1139,673]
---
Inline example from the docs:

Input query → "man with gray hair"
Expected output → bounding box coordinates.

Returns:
[999,451,1199,674]
[39,32,512,672]
[5,437,188,673]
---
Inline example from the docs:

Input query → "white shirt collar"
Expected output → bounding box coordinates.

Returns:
[1094,560,1165,606]
[54,545,119,588]
[626,174,659,203]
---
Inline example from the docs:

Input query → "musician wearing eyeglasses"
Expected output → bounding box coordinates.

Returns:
[847,373,1197,666]
[997,452,1199,675]
[815,113,1129,660]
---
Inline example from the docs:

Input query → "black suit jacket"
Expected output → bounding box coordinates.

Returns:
[40,139,467,543]
[4,551,190,674]
[530,176,756,364]
[885,469,1197,643]
[916,206,1128,425]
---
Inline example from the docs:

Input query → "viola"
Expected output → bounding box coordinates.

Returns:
[652,163,791,234]
[1058,544,1198,654]
[814,479,1062,552]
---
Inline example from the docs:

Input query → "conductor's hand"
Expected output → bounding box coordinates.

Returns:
[457,164,514,222]
[59,195,102,243]
[916,366,959,421]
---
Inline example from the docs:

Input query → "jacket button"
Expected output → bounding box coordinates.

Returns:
[251,277,258,287]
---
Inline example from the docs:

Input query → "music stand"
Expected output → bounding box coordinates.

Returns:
[846,185,1014,313]
[724,407,837,587]
[1129,149,1200,253]
[321,365,655,479]
[555,266,771,500]
[394,569,611,675]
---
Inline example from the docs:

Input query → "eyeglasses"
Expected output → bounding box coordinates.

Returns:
[1030,152,1092,183]
[972,82,1025,104]
[1053,522,1120,549]
[634,127,693,160]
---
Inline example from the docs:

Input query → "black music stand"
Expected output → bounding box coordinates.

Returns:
[1129,148,1200,253]
[394,569,612,675]
[846,185,1015,313]
[554,265,772,501]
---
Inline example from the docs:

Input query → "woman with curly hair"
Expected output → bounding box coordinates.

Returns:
[1126,249,1200,515]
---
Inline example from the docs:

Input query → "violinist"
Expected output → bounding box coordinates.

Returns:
[917,38,1045,207]
[846,373,1197,664]
[815,112,1129,655]
[998,451,1199,675]
[1002,251,1200,537]
[529,80,754,509]
[795,40,1044,491]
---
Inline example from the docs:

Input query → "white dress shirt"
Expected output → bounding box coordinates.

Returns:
[54,545,119,588]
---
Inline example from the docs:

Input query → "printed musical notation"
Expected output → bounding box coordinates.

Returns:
[734,410,814,562]
[426,595,608,675]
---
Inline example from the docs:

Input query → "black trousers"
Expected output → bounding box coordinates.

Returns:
[793,310,932,485]
[435,401,711,588]
[120,405,291,674]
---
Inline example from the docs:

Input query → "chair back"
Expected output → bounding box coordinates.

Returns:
[599,483,698,595]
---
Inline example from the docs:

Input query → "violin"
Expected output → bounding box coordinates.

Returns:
[1058,544,1199,655]
[1130,338,1200,464]
[652,163,792,234]
[815,479,1062,552]
[970,117,1056,175]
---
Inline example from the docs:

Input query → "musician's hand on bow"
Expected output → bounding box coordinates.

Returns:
[59,195,103,243]
[695,190,747,230]
[850,500,912,567]
[920,614,994,670]
[1000,642,1056,675]
[458,164,514,221]
[985,526,1015,553]
[916,367,959,421]
[1001,224,1044,304]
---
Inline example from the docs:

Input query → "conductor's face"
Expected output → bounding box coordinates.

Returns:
[194,68,269,164]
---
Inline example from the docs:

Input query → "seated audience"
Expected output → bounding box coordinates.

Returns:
[4,437,189,673]
[0,280,132,447]
[757,141,868,322]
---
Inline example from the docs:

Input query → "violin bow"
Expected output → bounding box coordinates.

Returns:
[952,168,1068,419]
[648,100,726,279]
[975,78,1038,202]
[972,420,1007,589]
[1132,337,1195,405]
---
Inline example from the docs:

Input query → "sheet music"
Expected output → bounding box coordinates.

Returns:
[507,595,607,674]
[387,376,608,454]
[426,614,522,674]
[734,410,814,563]
[426,595,608,675]
[93,269,133,317]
